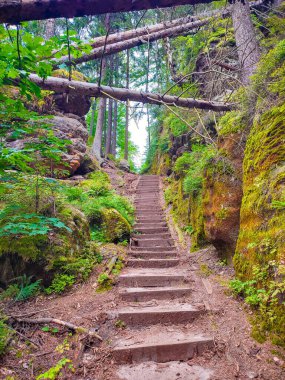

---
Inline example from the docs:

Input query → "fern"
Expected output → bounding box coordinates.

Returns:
[13,275,41,301]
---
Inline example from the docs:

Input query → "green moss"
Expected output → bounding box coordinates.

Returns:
[218,110,246,136]
[52,69,89,82]
[233,41,285,344]
[164,177,206,252]
[102,209,131,243]
[0,234,48,261]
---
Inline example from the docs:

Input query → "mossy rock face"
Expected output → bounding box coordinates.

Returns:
[164,178,206,251]
[233,102,285,346]
[101,209,131,243]
[234,102,285,279]
[0,205,90,286]
[150,152,171,176]
[203,133,244,260]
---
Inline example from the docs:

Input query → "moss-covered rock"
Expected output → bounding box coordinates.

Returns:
[0,205,90,287]
[164,177,206,251]
[101,209,131,243]
[234,102,285,278]
[203,133,244,260]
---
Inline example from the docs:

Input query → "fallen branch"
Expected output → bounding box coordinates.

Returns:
[12,317,103,341]
[6,326,40,348]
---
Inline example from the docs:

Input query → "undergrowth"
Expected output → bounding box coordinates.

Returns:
[229,263,285,346]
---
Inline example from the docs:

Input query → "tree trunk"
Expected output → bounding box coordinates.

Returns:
[54,18,210,68]
[105,54,114,157]
[89,99,97,136]
[230,0,260,84]
[146,39,151,149]
[124,49,130,161]
[112,101,118,156]
[165,37,178,82]
[91,14,110,161]
[105,98,113,157]
[90,15,198,48]
[0,0,213,24]
[44,19,55,39]
[28,74,233,111]
[92,98,106,159]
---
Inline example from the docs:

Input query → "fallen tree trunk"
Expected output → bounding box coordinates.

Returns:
[90,15,199,49]
[0,0,212,24]
[28,74,234,111]
[54,18,210,68]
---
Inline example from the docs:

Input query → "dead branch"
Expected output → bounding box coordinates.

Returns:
[12,317,103,341]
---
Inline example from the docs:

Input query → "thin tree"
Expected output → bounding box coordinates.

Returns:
[89,99,97,136]
[91,14,110,161]
[230,0,260,84]
[124,49,130,161]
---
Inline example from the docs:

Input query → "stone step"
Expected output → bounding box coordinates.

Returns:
[129,251,177,259]
[119,286,193,301]
[113,330,214,364]
[116,304,204,326]
[119,269,186,287]
[137,180,159,182]
[138,181,159,185]
[115,362,214,380]
[135,207,163,212]
[135,210,164,214]
[134,227,169,234]
[136,188,159,192]
[135,201,160,204]
[127,258,179,268]
[135,218,166,224]
[133,233,172,240]
[132,239,174,248]
[131,246,176,252]
[131,238,173,249]
[135,223,166,228]
[134,199,160,204]
[136,190,159,194]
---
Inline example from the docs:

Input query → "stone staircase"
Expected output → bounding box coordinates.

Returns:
[112,175,214,377]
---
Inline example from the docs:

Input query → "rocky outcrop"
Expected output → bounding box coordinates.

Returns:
[49,116,89,176]
[234,103,285,278]
[6,115,90,177]
[0,205,90,286]
[118,159,131,172]
[203,133,244,260]
[51,70,91,117]
[102,209,131,243]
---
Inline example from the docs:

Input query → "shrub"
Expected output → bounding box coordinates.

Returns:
[174,145,216,195]
[96,273,113,292]
[0,314,11,356]
[36,358,72,380]
[62,253,102,281]
[0,284,20,301]
[45,274,75,294]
